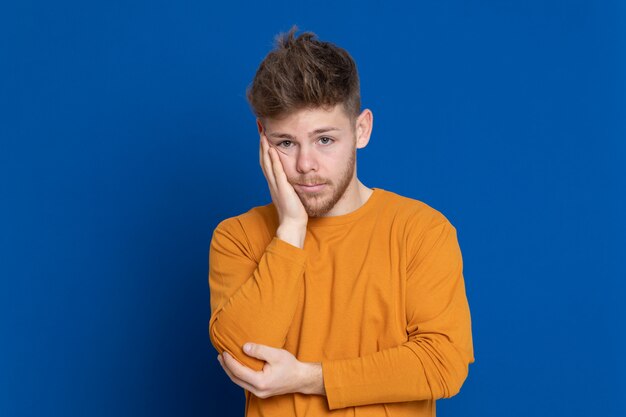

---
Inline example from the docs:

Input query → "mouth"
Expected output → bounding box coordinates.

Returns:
[295,183,327,193]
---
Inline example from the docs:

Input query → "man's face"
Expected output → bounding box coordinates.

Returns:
[261,104,359,217]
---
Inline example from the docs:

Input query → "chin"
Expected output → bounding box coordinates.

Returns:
[300,192,338,217]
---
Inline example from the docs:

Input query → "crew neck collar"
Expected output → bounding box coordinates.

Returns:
[306,187,385,227]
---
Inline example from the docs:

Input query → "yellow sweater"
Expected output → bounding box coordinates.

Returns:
[208,187,475,416]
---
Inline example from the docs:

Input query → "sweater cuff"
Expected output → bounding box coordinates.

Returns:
[266,236,308,264]
[321,359,345,410]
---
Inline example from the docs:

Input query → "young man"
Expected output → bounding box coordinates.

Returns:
[208,26,475,416]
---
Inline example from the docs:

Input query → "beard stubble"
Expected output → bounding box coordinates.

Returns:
[289,147,356,218]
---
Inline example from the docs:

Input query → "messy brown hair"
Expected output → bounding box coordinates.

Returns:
[246,25,361,126]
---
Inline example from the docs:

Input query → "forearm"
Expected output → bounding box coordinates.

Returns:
[209,234,307,371]
[289,332,470,406]
[321,334,472,410]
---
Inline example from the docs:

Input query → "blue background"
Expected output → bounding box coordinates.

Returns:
[1,1,624,416]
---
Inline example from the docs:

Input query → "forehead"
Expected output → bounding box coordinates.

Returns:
[263,104,351,134]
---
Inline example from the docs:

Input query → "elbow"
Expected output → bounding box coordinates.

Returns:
[208,317,224,354]
[208,314,265,372]
[208,315,236,356]
[441,351,471,398]
[416,337,472,399]
[208,314,236,359]
[443,368,468,398]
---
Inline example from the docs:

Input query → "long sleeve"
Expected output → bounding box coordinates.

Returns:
[208,217,307,371]
[321,219,475,410]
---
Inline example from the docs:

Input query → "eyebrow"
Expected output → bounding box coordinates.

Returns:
[266,127,341,140]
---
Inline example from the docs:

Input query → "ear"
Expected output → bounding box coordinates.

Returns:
[256,118,264,135]
[355,109,373,149]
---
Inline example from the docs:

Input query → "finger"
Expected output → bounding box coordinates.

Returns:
[244,343,277,362]
[259,133,270,181]
[218,355,258,393]
[266,139,289,157]
[259,134,264,171]
[259,132,272,177]
[218,354,254,391]
[222,351,264,387]
[268,146,293,194]
[260,134,278,191]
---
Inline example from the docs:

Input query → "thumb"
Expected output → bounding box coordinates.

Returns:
[243,343,278,361]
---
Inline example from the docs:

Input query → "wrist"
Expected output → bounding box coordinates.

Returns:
[299,362,325,396]
[276,222,307,248]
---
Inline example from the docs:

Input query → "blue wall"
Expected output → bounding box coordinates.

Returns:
[1,1,624,416]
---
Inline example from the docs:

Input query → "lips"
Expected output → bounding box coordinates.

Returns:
[295,183,326,193]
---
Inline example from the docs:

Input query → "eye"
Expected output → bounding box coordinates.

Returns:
[318,136,334,145]
[277,140,293,148]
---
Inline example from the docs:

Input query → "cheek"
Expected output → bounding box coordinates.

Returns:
[323,150,349,168]
[277,153,296,174]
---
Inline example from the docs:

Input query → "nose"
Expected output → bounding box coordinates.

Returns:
[295,145,318,174]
